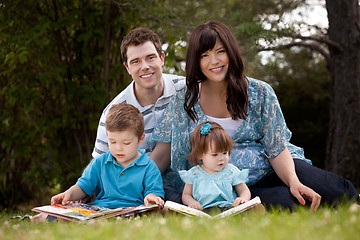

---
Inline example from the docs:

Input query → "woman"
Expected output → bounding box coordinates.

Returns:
[150,20,358,211]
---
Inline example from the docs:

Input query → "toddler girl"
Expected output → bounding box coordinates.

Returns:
[179,121,251,210]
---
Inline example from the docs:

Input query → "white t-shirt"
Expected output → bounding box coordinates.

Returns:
[206,115,244,138]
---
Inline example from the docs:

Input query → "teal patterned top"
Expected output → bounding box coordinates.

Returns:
[151,77,311,187]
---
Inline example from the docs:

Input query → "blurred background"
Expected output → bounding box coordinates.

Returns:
[1,0,359,210]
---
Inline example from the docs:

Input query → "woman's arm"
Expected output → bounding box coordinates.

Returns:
[149,142,171,174]
[182,183,203,210]
[269,147,321,212]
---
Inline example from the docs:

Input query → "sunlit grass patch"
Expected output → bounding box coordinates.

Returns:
[1,204,359,240]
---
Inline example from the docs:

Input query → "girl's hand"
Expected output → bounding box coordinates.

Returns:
[233,197,248,207]
[144,193,165,208]
[234,183,251,207]
[182,183,203,210]
[187,200,203,210]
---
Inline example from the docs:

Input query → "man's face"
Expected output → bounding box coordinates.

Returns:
[124,41,165,92]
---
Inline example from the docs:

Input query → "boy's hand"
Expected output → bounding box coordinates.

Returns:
[50,185,86,205]
[144,193,165,208]
[233,197,248,207]
[69,193,96,204]
[51,192,70,205]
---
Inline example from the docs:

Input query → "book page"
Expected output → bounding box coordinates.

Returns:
[215,196,261,218]
[164,201,211,218]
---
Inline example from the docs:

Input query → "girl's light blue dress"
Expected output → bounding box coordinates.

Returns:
[179,163,249,209]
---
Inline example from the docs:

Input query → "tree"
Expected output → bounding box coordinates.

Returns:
[325,0,360,187]
[0,0,178,209]
[253,0,360,187]
[0,0,118,208]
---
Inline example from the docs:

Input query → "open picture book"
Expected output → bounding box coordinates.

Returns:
[31,203,159,222]
[164,196,262,218]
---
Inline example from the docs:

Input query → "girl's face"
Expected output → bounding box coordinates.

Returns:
[200,143,229,174]
[199,38,229,83]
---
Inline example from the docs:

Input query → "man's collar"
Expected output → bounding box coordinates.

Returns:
[126,74,176,108]
[162,74,176,98]
[123,81,143,109]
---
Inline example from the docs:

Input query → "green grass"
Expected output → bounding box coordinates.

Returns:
[1,204,359,240]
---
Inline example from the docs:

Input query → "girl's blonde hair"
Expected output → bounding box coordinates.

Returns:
[188,121,233,165]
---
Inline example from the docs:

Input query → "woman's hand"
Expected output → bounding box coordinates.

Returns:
[269,147,321,212]
[289,181,321,212]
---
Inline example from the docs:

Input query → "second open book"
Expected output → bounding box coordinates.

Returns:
[164,196,262,218]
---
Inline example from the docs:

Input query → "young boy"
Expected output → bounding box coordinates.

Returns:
[51,103,164,209]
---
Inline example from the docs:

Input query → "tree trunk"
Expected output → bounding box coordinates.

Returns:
[325,0,360,187]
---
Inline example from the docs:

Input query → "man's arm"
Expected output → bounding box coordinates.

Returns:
[149,142,171,174]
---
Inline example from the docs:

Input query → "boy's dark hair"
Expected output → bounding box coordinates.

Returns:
[121,27,162,64]
[105,103,144,139]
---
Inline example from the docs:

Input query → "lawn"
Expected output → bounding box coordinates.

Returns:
[1,204,359,240]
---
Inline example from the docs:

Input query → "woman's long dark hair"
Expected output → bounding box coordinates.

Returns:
[184,20,248,122]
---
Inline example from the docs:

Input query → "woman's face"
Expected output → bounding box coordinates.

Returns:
[199,38,229,83]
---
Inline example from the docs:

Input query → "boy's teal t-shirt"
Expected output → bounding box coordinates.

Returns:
[76,149,164,209]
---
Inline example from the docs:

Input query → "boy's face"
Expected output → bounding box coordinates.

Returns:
[124,41,165,93]
[107,130,145,168]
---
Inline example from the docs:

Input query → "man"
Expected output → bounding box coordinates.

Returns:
[92,27,185,203]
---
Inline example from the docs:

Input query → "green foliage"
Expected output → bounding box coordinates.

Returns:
[0,0,174,209]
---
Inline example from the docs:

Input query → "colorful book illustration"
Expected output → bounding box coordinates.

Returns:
[164,196,262,218]
[31,203,159,222]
